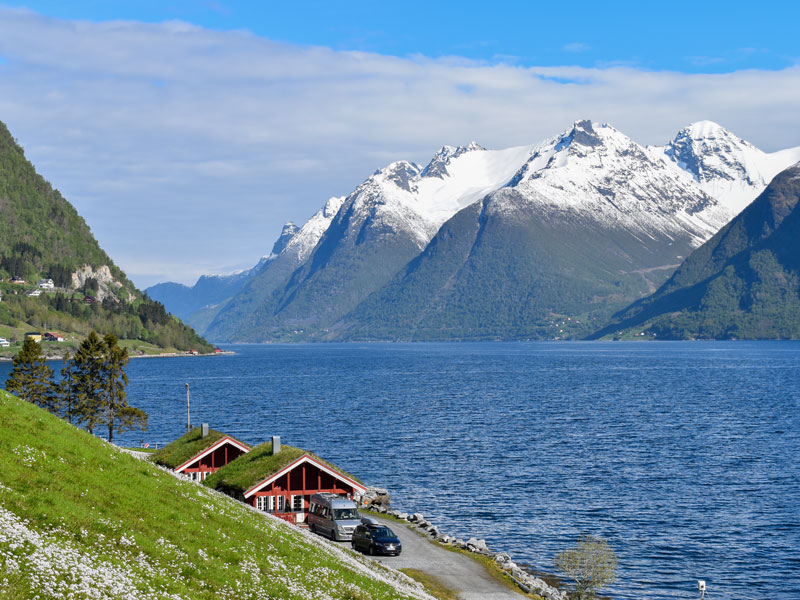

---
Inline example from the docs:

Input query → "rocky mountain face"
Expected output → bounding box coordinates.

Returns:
[153,119,800,342]
[591,162,800,340]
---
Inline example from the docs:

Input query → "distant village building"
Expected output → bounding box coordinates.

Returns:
[152,425,250,482]
[0,338,10,347]
[43,332,65,342]
[37,278,55,289]
[10,276,25,284]
[24,332,43,342]
[25,289,42,297]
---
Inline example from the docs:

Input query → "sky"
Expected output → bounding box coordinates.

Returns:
[0,1,799,287]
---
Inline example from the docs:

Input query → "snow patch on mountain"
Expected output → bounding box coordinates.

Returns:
[329,143,537,250]
[277,196,346,262]
[494,120,728,246]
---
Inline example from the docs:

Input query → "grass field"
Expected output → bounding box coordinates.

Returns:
[0,389,434,600]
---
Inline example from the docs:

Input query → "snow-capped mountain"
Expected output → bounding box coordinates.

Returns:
[162,119,800,342]
[500,120,731,245]
[654,120,800,216]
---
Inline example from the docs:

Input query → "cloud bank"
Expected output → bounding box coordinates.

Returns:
[1,8,799,286]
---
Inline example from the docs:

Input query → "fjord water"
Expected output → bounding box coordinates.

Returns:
[9,342,798,600]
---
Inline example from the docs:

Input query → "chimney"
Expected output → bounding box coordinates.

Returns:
[201,423,209,438]
[272,435,281,455]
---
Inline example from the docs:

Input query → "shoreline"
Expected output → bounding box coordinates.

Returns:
[0,350,235,362]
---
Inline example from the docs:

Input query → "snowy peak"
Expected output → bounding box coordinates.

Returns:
[665,120,760,184]
[554,119,606,151]
[421,141,486,179]
[658,121,800,215]
[278,196,345,263]
[375,160,422,192]
[270,222,300,256]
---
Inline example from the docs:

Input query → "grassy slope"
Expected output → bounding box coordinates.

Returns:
[0,390,432,600]
[204,441,362,496]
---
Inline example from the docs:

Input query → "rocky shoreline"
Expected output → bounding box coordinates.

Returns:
[360,487,567,600]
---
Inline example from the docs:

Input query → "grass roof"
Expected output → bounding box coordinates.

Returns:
[203,440,362,496]
[150,427,249,470]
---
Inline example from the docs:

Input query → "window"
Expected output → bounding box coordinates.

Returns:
[292,495,303,512]
[256,496,272,512]
[276,496,285,512]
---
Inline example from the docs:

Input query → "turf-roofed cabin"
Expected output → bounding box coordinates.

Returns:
[204,437,366,525]
[152,424,250,482]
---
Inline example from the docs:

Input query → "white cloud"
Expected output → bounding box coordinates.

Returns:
[1,7,800,287]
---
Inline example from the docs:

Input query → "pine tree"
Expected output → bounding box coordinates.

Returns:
[101,333,147,443]
[72,331,106,434]
[53,351,79,424]
[5,338,54,409]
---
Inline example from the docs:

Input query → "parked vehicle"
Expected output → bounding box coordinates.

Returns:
[307,493,361,541]
[351,521,402,556]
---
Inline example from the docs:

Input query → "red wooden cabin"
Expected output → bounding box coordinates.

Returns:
[243,454,366,524]
[174,436,251,482]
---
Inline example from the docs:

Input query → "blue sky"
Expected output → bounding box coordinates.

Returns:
[8,0,799,73]
[0,2,799,287]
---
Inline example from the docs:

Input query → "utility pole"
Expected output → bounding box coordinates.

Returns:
[185,383,190,432]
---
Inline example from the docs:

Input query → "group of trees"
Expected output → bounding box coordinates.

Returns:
[0,291,214,352]
[5,331,147,443]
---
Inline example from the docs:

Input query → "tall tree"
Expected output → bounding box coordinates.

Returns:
[72,331,106,434]
[101,333,147,443]
[53,351,79,424]
[5,338,54,409]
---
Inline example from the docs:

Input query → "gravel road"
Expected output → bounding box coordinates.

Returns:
[350,516,523,600]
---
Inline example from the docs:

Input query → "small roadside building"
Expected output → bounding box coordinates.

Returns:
[152,424,251,482]
[204,437,366,525]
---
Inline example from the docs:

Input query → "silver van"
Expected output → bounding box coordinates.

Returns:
[307,493,361,541]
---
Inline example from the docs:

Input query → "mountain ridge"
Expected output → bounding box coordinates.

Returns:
[151,119,800,342]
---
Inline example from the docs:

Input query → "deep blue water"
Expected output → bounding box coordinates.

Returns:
[3,342,799,600]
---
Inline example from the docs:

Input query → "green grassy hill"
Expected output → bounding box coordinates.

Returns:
[0,119,213,356]
[591,163,800,340]
[0,389,432,600]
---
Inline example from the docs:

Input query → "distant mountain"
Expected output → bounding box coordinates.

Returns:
[155,119,800,342]
[0,119,212,354]
[591,162,800,340]
[145,221,302,324]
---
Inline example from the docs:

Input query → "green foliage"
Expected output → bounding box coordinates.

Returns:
[64,332,148,440]
[0,121,129,286]
[6,330,148,441]
[0,390,426,600]
[0,289,214,355]
[4,338,54,410]
[554,535,617,600]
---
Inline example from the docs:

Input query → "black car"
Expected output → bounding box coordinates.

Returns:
[351,524,402,556]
